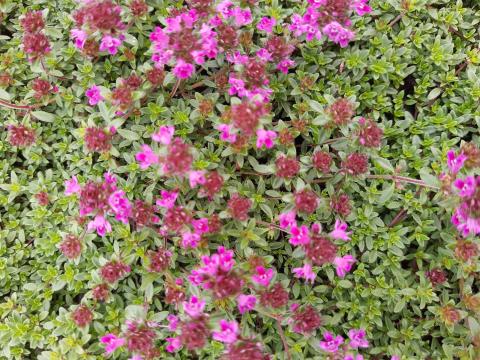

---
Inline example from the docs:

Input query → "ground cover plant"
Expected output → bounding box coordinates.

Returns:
[0,0,480,359]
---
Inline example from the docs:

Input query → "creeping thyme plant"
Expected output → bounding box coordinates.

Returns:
[1,0,480,359]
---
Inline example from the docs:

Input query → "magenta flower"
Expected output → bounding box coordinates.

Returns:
[216,0,234,18]
[446,150,467,174]
[330,220,351,241]
[183,296,205,317]
[173,59,195,79]
[152,125,175,144]
[292,263,316,283]
[64,175,81,195]
[323,22,355,48]
[156,190,178,209]
[279,211,296,229]
[192,218,209,233]
[277,59,295,74]
[344,355,364,360]
[87,214,112,237]
[233,7,252,27]
[319,331,344,353]
[166,337,181,352]
[212,319,239,343]
[453,176,477,197]
[100,333,126,354]
[256,129,277,149]
[310,223,322,234]
[391,356,400,360]
[85,85,103,106]
[99,34,123,55]
[237,294,256,313]
[108,190,132,224]
[129,356,143,360]
[251,266,274,287]
[348,328,369,348]
[70,28,87,49]
[181,231,201,249]
[451,205,480,237]
[189,170,206,187]
[333,255,356,278]
[135,145,159,169]
[290,225,310,246]
[352,0,372,16]
[167,314,178,331]
[257,17,276,33]
[217,123,237,143]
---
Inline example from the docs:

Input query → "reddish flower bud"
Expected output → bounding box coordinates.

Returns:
[180,316,210,350]
[330,194,351,217]
[455,240,478,262]
[124,74,143,90]
[342,153,368,175]
[223,340,269,360]
[146,68,165,87]
[35,191,49,206]
[228,193,252,221]
[32,78,53,100]
[275,156,300,178]
[259,283,289,309]
[23,33,50,60]
[304,234,337,265]
[201,171,224,198]
[71,305,93,327]
[0,72,12,87]
[164,206,191,232]
[84,127,112,153]
[130,0,148,17]
[111,85,133,111]
[59,234,82,260]
[426,268,447,286]
[292,305,322,334]
[8,125,36,147]
[92,284,110,302]
[165,284,185,305]
[100,261,130,284]
[20,11,45,33]
[278,128,294,145]
[327,98,354,126]
[231,101,266,136]
[164,138,193,175]
[358,118,383,148]
[207,213,223,233]
[148,248,171,273]
[294,189,318,214]
[312,151,332,173]
[132,200,157,228]
[440,305,460,325]
[461,142,480,169]
[126,326,156,354]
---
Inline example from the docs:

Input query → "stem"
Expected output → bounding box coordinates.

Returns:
[366,174,439,189]
[276,319,292,360]
[322,136,347,145]
[256,219,288,233]
[169,78,182,99]
[0,99,32,110]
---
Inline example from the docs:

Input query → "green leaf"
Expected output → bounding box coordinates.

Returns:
[373,157,394,172]
[32,111,55,122]
[117,129,140,141]
[427,88,442,101]
[0,88,11,100]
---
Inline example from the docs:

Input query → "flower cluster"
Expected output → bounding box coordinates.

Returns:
[319,328,369,359]
[21,11,51,61]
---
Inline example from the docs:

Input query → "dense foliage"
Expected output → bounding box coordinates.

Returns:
[0,0,480,359]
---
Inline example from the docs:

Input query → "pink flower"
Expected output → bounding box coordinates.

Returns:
[87,214,112,237]
[129,356,143,360]
[100,333,125,354]
[192,218,209,233]
[256,129,277,149]
[251,266,274,287]
[348,328,369,348]
[311,223,322,234]
[173,59,195,79]
[166,337,181,352]
[323,22,355,48]
[447,150,467,174]
[135,145,159,169]
[330,220,351,241]
[181,231,201,249]
[451,205,480,237]
[237,294,256,313]
[216,0,234,18]
[108,190,132,224]
[189,170,206,187]
[453,176,477,197]
[212,319,238,343]
[257,17,276,33]
[71,29,87,49]
[217,124,237,143]
[391,356,400,360]
[319,331,344,353]
[183,296,205,317]
[344,355,364,360]
[279,211,296,229]
[152,125,175,144]
[167,314,178,331]
[352,0,372,16]
[99,35,123,55]
[290,225,310,245]
[85,85,103,106]
[156,190,178,209]
[64,176,81,195]
[333,255,356,278]
[292,263,316,283]
[256,48,273,62]
[233,7,252,27]
[277,59,295,74]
